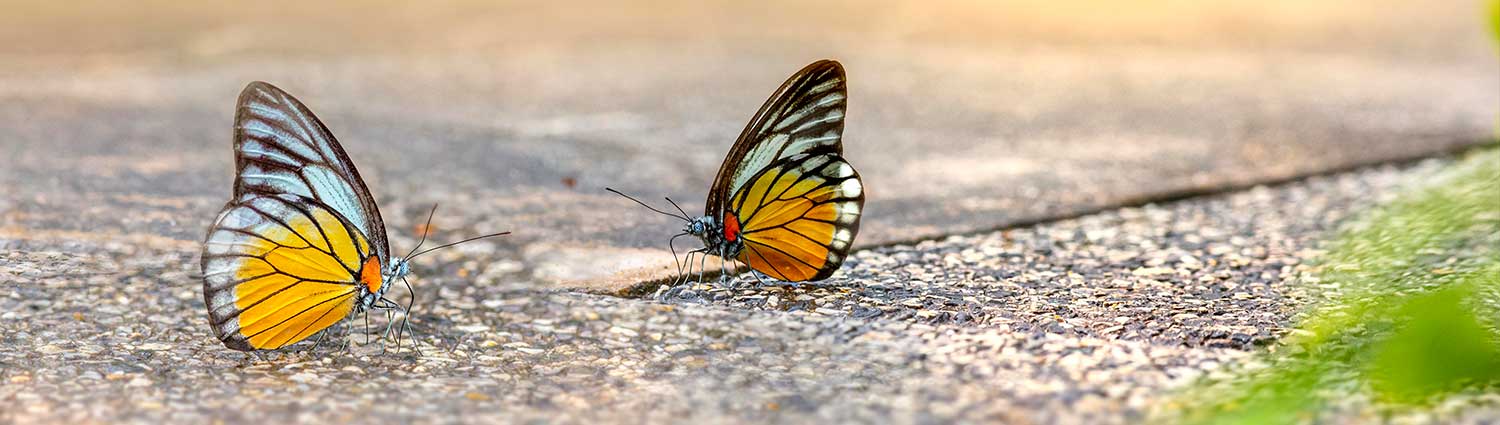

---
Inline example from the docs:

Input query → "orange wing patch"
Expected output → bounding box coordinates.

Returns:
[359,256,384,295]
[741,240,826,281]
[202,194,372,350]
[730,153,864,282]
[238,281,355,349]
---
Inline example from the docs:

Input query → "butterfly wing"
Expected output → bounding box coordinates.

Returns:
[201,193,374,351]
[730,153,864,282]
[706,60,847,218]
[200,82,389,351]
[232,81,390,263]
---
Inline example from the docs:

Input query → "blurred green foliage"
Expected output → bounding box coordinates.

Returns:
[1165,148,1500,424]
[1490,0,1500,44]
[1369,281,1500,404]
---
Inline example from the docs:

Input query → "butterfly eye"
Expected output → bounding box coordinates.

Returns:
[690,220,708,235]
[389,259,410,278]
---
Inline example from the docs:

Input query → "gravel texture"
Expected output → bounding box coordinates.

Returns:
[0,159,1450,424]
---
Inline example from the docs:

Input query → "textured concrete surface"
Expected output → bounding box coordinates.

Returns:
[0,0,1495,289]
[1,2,1496,423]
[0,156,1453,424]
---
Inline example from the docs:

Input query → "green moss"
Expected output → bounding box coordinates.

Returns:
[1167,148,1500,423]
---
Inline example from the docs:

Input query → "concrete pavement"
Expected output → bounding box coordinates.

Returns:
[0,156,1458,424]
[0,0,1494,290]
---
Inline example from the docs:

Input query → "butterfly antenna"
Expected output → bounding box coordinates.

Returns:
[404,204,440,261]
[665,196,692,221]
[606,187,690,222]
[407,231,512,260]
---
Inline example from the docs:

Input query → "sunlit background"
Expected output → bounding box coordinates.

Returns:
[3,0,1493,287]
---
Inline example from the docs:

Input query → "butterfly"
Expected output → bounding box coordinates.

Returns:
[200,82,505,351]
[611,59,865,283]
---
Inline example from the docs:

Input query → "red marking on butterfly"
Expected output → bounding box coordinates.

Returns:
[359,256,383,294]
[724,212,741,242]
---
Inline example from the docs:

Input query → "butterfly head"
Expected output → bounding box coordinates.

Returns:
[686,216,714,237]
[387,257,411,283]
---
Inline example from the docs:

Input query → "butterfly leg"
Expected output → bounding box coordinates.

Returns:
[665,248,707,299]
[304,322,334,353]
[671,250,690,287]
[746,261,770,288]
[721,258,742,290]
[336,314,354,349]
[363,307,374,346]
[667,232,689,283]
[370,297,404,355]
[334,315,351,352]
[689,249,707,286]
[717,256,730,286]
[373,293,418,355]
[390,301,408,353]
[675,250,696,286]
[384,302,399,340]
[696,251,709,285]
[382,308,397,355]
[379,309,393,354]
[398,318,426,355]
[306,310,357,353]
[397,276,417,353]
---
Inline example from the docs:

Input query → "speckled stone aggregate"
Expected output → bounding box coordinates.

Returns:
[1,160,1452,424]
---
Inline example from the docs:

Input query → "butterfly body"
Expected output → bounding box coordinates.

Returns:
[355,256,408,313]
[686,214,744,264]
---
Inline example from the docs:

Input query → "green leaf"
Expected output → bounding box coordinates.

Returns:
[1368,284,1500,404]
